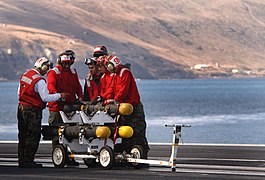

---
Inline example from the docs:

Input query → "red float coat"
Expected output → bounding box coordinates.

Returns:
[47,65,83,111]
[111,67,140,106]
[18,69,46,109]
[99,72,114,100]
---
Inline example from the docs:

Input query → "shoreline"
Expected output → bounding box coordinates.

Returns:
[1,76,265,83]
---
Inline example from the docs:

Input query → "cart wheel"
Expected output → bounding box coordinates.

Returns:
[52,145,68,168]
[99,146,115,170]
[130,145,146,169]
[83,158,97,168]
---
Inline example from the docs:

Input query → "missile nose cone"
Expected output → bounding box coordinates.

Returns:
[118,126,134,138]
[119,103,134,115]
[96,126,111,138]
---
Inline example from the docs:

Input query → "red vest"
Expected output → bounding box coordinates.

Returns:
[112,67,140,106]
[19,69,46,109]
[47,66,83,111]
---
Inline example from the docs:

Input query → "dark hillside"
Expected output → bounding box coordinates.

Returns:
[0,0,265,80]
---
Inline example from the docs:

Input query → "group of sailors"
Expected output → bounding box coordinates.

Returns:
[17,45,149,168]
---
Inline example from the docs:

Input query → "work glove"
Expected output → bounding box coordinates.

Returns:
[104,99,119,106]
[78,97,83,102]
[60,93,70,99]
[91,95,103,105]
[113,100,120,106]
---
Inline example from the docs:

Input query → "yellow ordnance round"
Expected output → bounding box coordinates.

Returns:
[119,103,134,115]
[118,126,134,138]
[95,126,111,138]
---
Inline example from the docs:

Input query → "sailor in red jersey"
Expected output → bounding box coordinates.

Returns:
[95,55,115,103]
[108,56,140,105]
[17,57,68,168]
[103,55,150,157]
[83,45,109,101]
[47,50,83,125]
[87,45,116,104]
[83,57,100,101]
[91,45,109,89]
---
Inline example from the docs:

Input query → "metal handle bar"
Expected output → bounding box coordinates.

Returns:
[165,124,191,128]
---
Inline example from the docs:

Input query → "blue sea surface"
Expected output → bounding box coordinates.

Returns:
[1,78,265,144]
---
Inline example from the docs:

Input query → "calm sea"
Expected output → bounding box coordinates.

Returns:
[1,78,265,144]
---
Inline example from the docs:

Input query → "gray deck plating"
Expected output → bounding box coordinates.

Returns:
[0,142,264,180]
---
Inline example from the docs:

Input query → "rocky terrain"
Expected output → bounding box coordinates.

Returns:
[0,0,265,81]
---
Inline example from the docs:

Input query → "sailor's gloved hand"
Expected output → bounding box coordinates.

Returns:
[104,99,119,105]
[113,100,120,106]
[60,93,70,101]
[78,97,83,102]
[91,95,103,105]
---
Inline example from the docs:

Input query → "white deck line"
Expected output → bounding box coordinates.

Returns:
[0,140,51,144]
[1,141,265,147]
[149,142,265,147]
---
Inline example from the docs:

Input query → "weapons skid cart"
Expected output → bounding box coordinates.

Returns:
[42,102,191,171]
[127,124,191,172]
[42,102,146,169]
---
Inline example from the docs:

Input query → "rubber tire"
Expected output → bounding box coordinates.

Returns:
[99,146,115,170]
[52,145,68,168]
[130,145,146,169]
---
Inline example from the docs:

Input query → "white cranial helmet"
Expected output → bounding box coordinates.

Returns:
[107,55,121,67]
[34,57,49,68]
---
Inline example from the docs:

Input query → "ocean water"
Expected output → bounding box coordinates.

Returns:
[1,78,265,144]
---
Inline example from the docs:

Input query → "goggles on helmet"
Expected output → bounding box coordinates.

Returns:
[84,57,97,66]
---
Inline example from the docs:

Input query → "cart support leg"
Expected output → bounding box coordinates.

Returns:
[169,125,181,172]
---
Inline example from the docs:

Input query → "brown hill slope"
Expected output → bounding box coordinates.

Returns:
[0,0,265,80]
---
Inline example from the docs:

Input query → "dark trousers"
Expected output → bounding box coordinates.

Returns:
[48,111,63,126]
[17,104,42,164]
[48,111,63,147]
